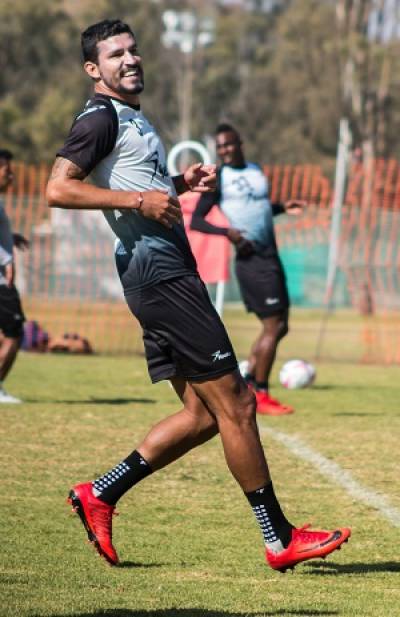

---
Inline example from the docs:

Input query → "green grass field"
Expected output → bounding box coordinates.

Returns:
[1,309,399,617]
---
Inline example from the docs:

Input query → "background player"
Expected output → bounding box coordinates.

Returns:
[191,124,305,416]
[0,149,29,404]
[46,19,350,572]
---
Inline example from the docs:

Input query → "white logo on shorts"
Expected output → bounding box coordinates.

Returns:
[265,297,279,305]
[212,350,232,362]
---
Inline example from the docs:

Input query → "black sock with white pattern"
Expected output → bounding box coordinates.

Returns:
[245,481,294,552]
[255,380,268,392]
[92,450,152,505]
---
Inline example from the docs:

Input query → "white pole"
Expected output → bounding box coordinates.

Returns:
[315,117,351,360]
[325,117,352,303]
[215,280,225,317]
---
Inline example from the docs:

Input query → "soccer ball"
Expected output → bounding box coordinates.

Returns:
[279,359,316,389]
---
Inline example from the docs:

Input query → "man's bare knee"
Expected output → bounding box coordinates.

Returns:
[217,385,257,427]
[235,387,257,424]
[277,319,289,340]
[191,371,257,427]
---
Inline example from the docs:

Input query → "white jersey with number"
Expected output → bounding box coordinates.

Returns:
[218,163,277,252]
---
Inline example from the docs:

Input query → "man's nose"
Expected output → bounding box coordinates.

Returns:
[125,51,141,63]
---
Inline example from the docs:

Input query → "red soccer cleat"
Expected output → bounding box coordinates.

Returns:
[254,390,294,416]
[266,524,351,572]
[67,482,119,566]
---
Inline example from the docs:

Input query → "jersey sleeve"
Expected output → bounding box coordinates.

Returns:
[271,203,285,216]
[258,165,284,215]
[0,244,12,267]
[57,100,118,174]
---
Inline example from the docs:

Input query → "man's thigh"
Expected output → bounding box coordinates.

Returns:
[125,276,238,384]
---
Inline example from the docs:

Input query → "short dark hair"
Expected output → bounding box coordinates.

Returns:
[215,123,240,140]
[0,149,13,161]
[81,19,134,63]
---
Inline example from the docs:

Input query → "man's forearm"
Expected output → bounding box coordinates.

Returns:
[46,179,141,211]
[190,215,229,236]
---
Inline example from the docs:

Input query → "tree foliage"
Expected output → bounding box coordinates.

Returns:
[336,0,400,160]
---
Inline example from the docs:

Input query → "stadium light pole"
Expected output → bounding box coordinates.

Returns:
[162,10,228,315]
[162,9,215,142]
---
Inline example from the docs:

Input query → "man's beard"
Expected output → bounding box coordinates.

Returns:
[120,81,144,95]
[117,75,144,95]
[102,70,144,96]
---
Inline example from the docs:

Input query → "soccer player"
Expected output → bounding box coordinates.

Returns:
[46,19,350,572]
[191,124,304,416]
[0,149,29,404]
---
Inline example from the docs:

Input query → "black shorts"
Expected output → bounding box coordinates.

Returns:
[0,284,25,338]
[235,251,290,319]
[125,275,238,383]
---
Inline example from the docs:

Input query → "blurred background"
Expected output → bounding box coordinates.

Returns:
[2,0,400,362]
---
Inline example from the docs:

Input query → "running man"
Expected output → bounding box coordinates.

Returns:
[191,124,304,416]
[46,19,350,572]
[0,149,28,404]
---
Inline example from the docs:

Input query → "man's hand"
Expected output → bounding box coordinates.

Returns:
[184,163,217,193]
[227,228,255,257]
[4,262,14,287]
[13,233,29,250]
[139,190,182,228]
[284,200,307,216]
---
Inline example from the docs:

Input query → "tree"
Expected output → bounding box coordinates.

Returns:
[0,0,84,161]
[336,0,400,160]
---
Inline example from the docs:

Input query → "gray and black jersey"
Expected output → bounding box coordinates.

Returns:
[191,163,285,256]
[57,94,197,293]
[0,199,14,286]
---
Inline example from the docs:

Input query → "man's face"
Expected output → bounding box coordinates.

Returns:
[88,32,144,97]
[216,131,243,166]
[0,158,13,192]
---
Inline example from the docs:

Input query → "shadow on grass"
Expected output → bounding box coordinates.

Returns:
[307,385,337,391]
[88,397,156,405]
[118,561,165,569]
[25,397,156,405]
[310,384,393,392]
[48,609,339,617]
[304,560,400,575]
[332,412,381,417]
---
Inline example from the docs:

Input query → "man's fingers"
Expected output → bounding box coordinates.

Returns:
[199,164,216,174]
[167,203,183,218]
[168,196,181,208]
[159,216,173,228]
[164,206,182,225]
[200,174,216,184]
[191,185,215,193]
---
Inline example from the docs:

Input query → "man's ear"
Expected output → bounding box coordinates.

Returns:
[84,61,101,80]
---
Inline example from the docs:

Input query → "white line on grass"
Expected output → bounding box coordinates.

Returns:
[260,426,400,528]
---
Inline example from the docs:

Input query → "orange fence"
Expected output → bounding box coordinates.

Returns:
[3,161,400,362]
